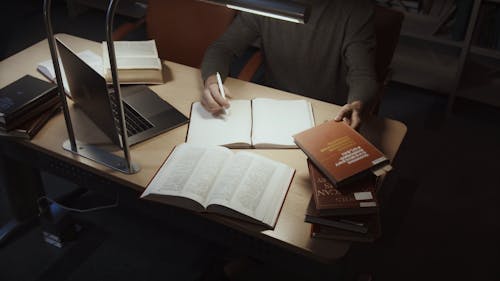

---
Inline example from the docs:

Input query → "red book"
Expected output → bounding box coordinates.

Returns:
[306,160,379,216]
[294,120,391,187]
[305,199,375,233]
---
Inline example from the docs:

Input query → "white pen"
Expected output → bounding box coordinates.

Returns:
[216,72,229,116]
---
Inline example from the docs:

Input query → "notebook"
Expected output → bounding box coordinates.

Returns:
[186,99,315,148]
[55,38,188,146]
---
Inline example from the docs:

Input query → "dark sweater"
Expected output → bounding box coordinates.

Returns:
[201,0,378,106]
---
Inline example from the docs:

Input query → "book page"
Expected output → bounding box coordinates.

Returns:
[186,101,252,148]
[251,98,315,148]
[141,144,233,207]
[207,151,294,227]
[111,40,159,58]
[114,57,162,70]
[102,40,161,69]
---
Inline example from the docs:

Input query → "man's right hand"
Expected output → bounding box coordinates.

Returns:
[201,74,231,114]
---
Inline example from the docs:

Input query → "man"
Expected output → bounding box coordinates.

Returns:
[200,0,378,130]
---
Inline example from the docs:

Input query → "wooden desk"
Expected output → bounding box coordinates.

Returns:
[0,34,407,263]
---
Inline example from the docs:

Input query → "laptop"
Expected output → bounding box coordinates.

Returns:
[55,38,188,146]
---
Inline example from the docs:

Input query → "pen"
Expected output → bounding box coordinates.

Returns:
[216,72,229,116]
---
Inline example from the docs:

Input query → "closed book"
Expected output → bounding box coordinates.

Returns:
[293,120,391,187]
[306,160,379,216]
[0,101,60,140]
[0,75,58,130]
[305,200,372,233]
[0,95,60,131]
[310,214,381,243]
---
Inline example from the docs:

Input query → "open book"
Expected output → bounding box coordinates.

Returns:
[37,50,103,96]
[102,40,164,84]
[187,99,315,148]
[140,143,295,229]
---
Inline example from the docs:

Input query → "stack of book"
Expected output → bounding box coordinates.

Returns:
[0,75,61,140]
[305,161,381,242]
[293,120,392,242]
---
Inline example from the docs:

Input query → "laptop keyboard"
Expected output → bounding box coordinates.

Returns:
[109,93,153,137]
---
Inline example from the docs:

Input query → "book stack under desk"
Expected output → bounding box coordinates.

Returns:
[304,160,382,243]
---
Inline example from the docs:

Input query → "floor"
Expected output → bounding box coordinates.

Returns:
[1,2,499,281]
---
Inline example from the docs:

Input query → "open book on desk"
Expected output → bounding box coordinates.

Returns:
[102,40,164,84]
[140,143,295,229]
[38,41,164,95]
[187,99,315,148]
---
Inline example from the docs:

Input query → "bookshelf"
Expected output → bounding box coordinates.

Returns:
[380,0,500,109]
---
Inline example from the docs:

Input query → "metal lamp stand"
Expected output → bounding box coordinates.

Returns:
[43,0,139,174]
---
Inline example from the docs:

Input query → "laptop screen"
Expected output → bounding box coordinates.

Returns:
[56,38,121,146]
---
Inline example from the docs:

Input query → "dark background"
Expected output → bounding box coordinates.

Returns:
[1,1,499,281]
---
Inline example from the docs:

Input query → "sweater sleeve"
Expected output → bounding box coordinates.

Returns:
[342,1,379,106]
[201,13,261,82]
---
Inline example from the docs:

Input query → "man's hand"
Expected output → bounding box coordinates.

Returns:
[201,74,231,114]
[334,100,366,130]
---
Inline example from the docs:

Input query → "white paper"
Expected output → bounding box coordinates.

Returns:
[354,191,374,201]
[186,100,253,147]
[252,98,315,147]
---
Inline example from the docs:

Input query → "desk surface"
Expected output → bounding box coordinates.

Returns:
[0,34,407,263]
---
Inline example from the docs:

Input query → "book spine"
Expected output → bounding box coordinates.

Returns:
[305,216,368,233]
[2,95,60,131]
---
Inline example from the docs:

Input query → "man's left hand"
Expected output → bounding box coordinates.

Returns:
[334,100,366,130]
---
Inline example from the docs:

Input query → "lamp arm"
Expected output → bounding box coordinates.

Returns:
[106,0,133,173]
[43,0,77,152]
[198,0,310,24]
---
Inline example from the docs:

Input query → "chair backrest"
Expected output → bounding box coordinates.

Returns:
[146,0,236,68]
[373,6,404,83]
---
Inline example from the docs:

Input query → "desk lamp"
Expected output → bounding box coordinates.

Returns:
[43,0,139,174]
[199,0,310,23]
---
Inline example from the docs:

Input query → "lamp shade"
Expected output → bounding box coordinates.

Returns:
[199,0,310,23]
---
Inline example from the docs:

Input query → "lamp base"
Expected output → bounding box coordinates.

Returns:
[63,139,140,174]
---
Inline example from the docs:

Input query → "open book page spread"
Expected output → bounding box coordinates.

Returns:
[141,143,295,228]
[102,40,162,70]
[186,99,314,148]
[141,144,233,207]
[37,50,103,96]
[251,98,315,148]
[186,101,253,148]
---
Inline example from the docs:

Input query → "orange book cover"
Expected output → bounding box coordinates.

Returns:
[294,120,390,187]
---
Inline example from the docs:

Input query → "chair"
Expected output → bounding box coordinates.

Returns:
[237,6,404,114]
[113,0,236,68]
[372,6,404,113]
